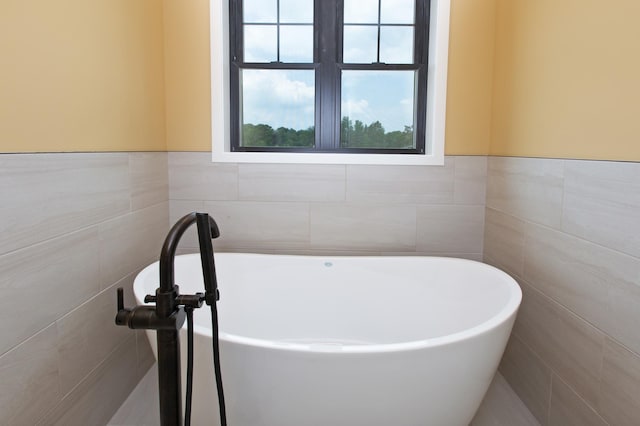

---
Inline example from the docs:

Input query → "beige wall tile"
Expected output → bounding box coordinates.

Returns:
[346,158,455,204]
[0,153,130,255]
[599,339,640,426]
[0,227,101,355]
[310,203,417,251]
[549,375,607,426]
[43,336,141,426]
[562,160,640,258]
[514,282,605,407]
[523,222,638,338]
[129,152,169,211]
[486,157,564,229]
[416,205,485,253]
[454,156,488,205]
[168,152,238,200]
[56,277,134,396]
[499,334,552,425]
[239,163,346,202]
[605,276,640,356]
[204,201,310,250]
[99,204,169,289]
[483,208,526,278]
[0,325,61,426]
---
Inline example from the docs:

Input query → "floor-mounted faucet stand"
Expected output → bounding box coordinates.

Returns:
[115,212,221,426]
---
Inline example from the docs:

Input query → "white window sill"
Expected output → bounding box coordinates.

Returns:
[211,150,444,165]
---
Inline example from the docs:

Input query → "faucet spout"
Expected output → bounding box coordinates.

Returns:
[159,212,220,295]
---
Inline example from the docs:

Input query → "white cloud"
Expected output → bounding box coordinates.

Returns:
[242,70,315,129]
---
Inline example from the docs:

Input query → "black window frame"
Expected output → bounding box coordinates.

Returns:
[229,0,430,155]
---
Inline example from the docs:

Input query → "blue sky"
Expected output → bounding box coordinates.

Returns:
[241,0,417,132]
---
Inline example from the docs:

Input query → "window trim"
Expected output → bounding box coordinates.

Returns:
[210,0,450,165]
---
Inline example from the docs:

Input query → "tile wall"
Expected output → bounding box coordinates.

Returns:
[484,156,640,425]
[0,152,169,425]
[168,152,488,258]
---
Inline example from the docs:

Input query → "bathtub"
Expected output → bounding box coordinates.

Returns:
[134,253,521,426]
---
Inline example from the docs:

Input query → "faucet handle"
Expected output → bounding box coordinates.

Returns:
[144,294,158,303]
[115,287,133,326]
[117,287,125,311]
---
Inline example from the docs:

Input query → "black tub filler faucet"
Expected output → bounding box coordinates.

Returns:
[115,212,224,426]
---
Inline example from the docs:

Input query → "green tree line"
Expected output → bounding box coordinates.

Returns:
[242,118,413,149]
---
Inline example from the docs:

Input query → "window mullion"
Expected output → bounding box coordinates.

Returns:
[316,0,340,151]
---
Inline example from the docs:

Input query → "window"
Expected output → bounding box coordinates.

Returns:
[211,0,450,165]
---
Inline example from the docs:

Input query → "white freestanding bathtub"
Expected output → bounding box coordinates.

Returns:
[134,253,521,426]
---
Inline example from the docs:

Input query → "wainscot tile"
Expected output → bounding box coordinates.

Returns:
[129,152,169,211]
[0,153,129,255]
[499,334,552,425]
[168,152,238,201]
[310,203,416,251]
[549,374,608,426]
[513,282,605,407]
[239,163,345,202]
[346,158,455,204]
[42,336,140,426]
[562,159,640,258]
[598,338,640,425]
[416,205,485,253]
[0,325,61,426]
[204,201,310,250]
[0,227,101,355]
[56,277,134,396]
[483,208,526,278]
[486,157,564,229]
[523,222,638,340]
[454,156,488,205]
[99,204,169,289]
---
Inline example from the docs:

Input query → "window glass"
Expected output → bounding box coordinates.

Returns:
[343,26,379,63]
[244,25,278,62]
[280,26,314,63]
[240,70,315,148]
[379,26,414,64]
[344,0,379,23]
[280,0,313,23]
[341,70,416,149]
[243,0,277,22]
[380,0,414,24]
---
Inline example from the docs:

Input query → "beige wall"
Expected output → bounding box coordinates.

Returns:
[163,0,499,155]
[491,0,640,161]
[0,0,166,152]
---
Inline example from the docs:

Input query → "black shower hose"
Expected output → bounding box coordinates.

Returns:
[184,303,227,426]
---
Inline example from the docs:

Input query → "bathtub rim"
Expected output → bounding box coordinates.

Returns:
[134,253,521,354]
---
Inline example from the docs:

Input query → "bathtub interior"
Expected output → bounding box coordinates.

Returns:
[134,253,521,351]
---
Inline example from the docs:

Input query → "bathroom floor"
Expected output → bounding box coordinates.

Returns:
[108,366,539,426]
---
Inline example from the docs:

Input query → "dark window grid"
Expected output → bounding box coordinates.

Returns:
[241,23,314,63]
[230,0,430,154]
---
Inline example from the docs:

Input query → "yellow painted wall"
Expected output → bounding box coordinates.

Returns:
[0,0,166,153]
[164,0,498,154]
[491,0,640,161]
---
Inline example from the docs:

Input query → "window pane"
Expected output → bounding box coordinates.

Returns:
[244,25,277,62]
[343,25,378,63]
[379,26,414,64]
[241,70,315,148]
[244,0,277,23]
[341,70,416,149]
[280,25,313,63]
[344,0,379,24]
[280,0,313,23]
[380,0,414,24]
